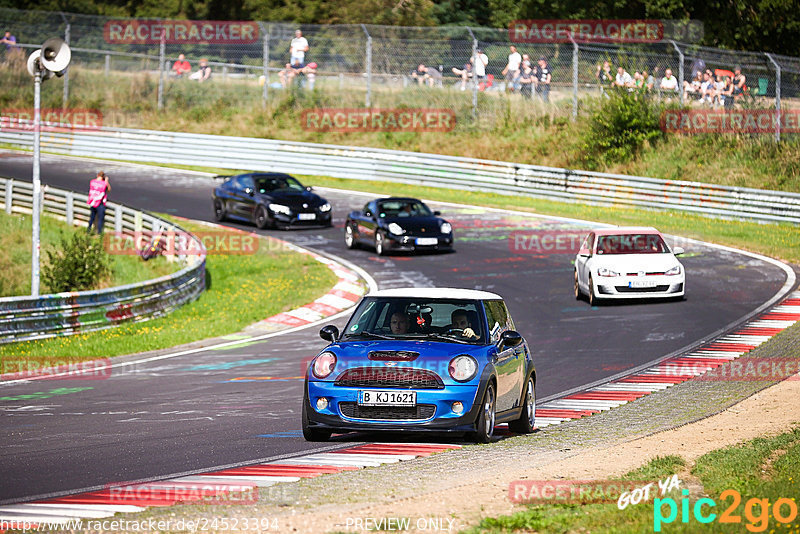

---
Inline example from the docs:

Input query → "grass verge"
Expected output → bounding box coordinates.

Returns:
[467,427,800,533]
[0,218,338,362]
[0,210,177,297]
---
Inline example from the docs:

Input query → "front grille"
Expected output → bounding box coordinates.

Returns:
[614,285,671,293]
[335,367,444,389]
[339,402,436,420]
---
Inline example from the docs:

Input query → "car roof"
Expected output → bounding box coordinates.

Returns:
[593,226,661,236]
[377,197,424,203]
[367,288,502,300]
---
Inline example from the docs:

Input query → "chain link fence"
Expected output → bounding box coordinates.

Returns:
[2,7,799,138]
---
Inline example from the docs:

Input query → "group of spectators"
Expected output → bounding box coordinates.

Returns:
[410,45,553,102]
[171,54,211,82]
[597,58,748,108]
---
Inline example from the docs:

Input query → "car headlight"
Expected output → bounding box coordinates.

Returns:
[268,203,291,216]
[449,355,478,382]
[597,267,620,277]
[312,351,337,379]
[318,203,331,213]
[387,222,405,235]
[440,222,452,234]
[665,265,682,276]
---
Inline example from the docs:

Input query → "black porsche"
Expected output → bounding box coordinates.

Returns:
[212,173,332,229]
[344,197,454,255]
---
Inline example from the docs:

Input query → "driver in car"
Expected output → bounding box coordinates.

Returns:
[389,312,411,334]
[448,309,480,340]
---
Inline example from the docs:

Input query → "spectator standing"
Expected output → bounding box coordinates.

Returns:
[410,64,427,85]
[596,60,613,88]
[732,66,746,98]
[660,68,679,93]
[87,171,110,234]
[189,59,211,82]
[502,45,522,92]
[1,30,19,62]
[474,49,488,82]
[171,54,191,77]
[613,66,633,89]
[423,65,443,87]
[290,29,309,67]
[518,62,534,98]
[535,56,551,102]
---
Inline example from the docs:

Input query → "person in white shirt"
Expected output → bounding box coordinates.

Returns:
[502,45,522,92]
[290,29,309,67]
[613,66,633,89]
[473,49,488,80]
[660,68,679,93]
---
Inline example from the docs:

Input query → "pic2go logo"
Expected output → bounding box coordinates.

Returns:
[654,489,799,532]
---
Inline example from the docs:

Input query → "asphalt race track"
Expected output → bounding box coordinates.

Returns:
[0,151,793,502]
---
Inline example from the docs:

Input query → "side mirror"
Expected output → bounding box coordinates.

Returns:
[320,325,339,343]
[434,210,441,216]
[245,187,254,197]
[673,246,685,256]
[499,330,523,349]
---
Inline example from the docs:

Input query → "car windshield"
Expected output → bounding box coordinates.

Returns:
[378,200,432,218]
[596,234,670,255]
[254,176,305,193]
[342,297,485,344]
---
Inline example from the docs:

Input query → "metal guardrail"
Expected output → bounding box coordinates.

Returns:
[0,178,206,344]
[1,126,799,224]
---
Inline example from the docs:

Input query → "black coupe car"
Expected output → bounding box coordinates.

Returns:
[344,197,454,255]
[213,173,332,229]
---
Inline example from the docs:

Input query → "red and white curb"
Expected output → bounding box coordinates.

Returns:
[0,444,460,529]
[533,291,800,428]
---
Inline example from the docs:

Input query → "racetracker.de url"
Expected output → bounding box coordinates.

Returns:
[0,517,280,532]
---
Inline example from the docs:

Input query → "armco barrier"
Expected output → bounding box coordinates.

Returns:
[1,125,799,224]
[0,178,206,344]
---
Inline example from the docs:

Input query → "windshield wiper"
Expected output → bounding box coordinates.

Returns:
[344,331,394,340]
[422,333,472,344]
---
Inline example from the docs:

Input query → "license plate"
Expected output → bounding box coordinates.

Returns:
[416,237,438,246]
[629,280,657,288]
[298,213,316,221]
[358,390,416,406]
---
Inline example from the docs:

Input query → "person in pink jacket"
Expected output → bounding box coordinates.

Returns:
[87,171,110,234]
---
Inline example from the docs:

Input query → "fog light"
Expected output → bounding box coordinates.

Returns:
[316,397,329,411]
[452,401,464,415]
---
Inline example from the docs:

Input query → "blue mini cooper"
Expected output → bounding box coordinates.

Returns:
[302,288,536,443]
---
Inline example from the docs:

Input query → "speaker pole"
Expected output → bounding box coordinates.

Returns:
[31,69,42,297]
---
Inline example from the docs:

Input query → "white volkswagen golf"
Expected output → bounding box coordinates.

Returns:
[574,227,685,305]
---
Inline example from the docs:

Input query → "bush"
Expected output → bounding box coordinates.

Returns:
[42,232,111,293]
[582,89,665,167]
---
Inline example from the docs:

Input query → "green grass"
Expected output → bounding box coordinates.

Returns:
[466,428,800,533]
[3,66,799,193]
[0,210,177,297]
[0,218,338,362]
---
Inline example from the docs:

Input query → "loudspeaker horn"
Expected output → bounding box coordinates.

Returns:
[26,50,54,80]
[40,37,71,73]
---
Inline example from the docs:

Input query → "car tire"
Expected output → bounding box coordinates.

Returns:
[508,375,536,434]
[213,199,227,222]
[588,275,601,306]
[574,270,582,300]
[344,224,358,249]
[471,381,496,444]
[255,205,270,230]
[302,395,331,442]
[375,231,387,256]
